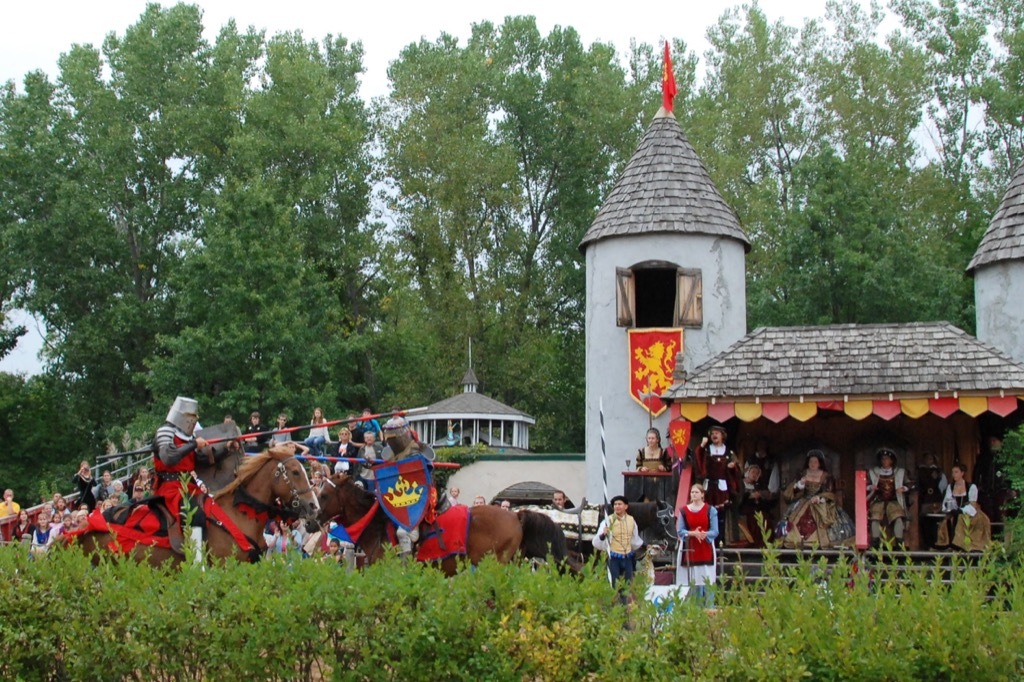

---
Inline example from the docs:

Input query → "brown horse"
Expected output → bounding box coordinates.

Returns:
[316,473,525,576]
[70,445,320,567]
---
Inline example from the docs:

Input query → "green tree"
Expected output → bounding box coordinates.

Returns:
[376,17,663,449]
[0,4,236,433]
[147,29,374,421]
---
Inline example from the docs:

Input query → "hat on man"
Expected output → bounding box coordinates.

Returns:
[876,447,897,465]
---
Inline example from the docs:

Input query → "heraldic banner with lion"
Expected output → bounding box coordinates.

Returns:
[627,328,683,417]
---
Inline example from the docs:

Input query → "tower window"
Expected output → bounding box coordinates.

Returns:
[616,263,702,328]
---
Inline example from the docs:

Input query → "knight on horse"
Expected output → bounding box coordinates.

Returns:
[376,416,437,559]
[153,396,223,555]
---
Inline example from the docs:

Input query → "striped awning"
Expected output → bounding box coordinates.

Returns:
[673,395,1020,423]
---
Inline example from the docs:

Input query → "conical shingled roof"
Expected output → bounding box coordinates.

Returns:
[967,162,1024,274]
[579,109,750,252]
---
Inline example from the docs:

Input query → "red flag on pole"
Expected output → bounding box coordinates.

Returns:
[662,40,677,112]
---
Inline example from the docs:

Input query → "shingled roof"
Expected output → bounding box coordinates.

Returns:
[578,109,750,252]
[425,392,534,421]
[968,162,1024,274]
[663,322,1024,401]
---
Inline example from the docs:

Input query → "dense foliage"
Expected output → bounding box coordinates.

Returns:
[2,0,1023,498]
[0,546,1021,681]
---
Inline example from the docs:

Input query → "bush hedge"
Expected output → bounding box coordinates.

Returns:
[1,545,1022,681]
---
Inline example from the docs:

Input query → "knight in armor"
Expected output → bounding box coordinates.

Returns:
[381,416,436,558]
[153,397,209,556]
[917,453,948,549]
[868,448,911,548]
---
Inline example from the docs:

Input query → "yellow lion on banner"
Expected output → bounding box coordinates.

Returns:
[633,340,677,393]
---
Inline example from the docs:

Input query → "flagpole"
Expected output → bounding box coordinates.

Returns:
[600,396,608,508]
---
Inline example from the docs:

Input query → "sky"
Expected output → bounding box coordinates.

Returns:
[0,0,841,376]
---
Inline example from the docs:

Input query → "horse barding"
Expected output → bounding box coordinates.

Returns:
[67,443,320,567]
[316,463,574,576]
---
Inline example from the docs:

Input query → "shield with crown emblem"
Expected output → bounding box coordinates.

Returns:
[374,454,434,532]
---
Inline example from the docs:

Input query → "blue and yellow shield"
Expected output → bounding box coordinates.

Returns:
[374,454,434,532]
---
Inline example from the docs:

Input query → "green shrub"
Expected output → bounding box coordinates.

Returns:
[1,544,1022,681]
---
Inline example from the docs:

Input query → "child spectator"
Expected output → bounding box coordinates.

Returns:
[1,488,21,517]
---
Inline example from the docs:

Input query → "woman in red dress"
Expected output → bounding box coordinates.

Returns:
[676,483,719,607]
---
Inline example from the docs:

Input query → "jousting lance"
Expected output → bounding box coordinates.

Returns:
[191,406,427,446]
[97,406,428,460]
[246,452,461,470]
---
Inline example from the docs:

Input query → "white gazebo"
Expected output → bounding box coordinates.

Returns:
[407,368,536,450]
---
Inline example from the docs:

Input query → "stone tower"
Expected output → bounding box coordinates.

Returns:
[968,162,1024,363]
[578,108,749,502]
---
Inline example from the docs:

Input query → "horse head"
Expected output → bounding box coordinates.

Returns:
[655,500,675,531]
[318,472,376,527]
[220,444,322,520]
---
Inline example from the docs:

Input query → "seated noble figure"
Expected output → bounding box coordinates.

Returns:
[780,450,855,549]
[935,463,991,552]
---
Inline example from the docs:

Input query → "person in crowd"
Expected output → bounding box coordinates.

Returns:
[356,431,384,491]
[326,537,344,564]
[271,413,291,445]
[472,495,486,507]
[353,408,382,445]
[93,470,116,504]
[500,500,512,510]
[447,487,462,506]
[129,466,152,495]
[243,411,272,454]
[868,447,911,548]
[334,426,359,474]
[593,495,644,596]
[311,470,327,497]
[289,518,308,556]
[636,427,671,472]
[10,509,35,541]
[52,495,70,520]
[110,480,129,506]
[72,462,97,511]
[153,396,209,555]
[70,510,89,532]
[30,514,56,558]
[1,488,20,517]
[552,490,567,510]
[936,463,992,552]
[50,512,71,538]
[917,453,948,549]
[266,520,290,557]
[131,483,147,502]
[304,407,330,459]
[780,449,855,549]
[677,483,719,606]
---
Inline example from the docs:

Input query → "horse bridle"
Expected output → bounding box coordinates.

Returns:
[274,456,317,512]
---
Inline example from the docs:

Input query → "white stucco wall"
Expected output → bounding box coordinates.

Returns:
[975,262,1024,364]
[583,233,746,501]
[445,458,586,506]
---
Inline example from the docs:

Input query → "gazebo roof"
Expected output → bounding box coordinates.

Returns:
[968,162,1024,274]
[418,391,535,423]
[578,109,750,252]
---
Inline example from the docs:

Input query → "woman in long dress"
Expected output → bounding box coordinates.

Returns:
[637,428,670,472]
[781,450,855,549]
[676,483,718,607]
[935,463,992,552]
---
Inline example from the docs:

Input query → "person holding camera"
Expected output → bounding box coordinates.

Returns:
[592,495,643,594]
[72,461,97,512]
